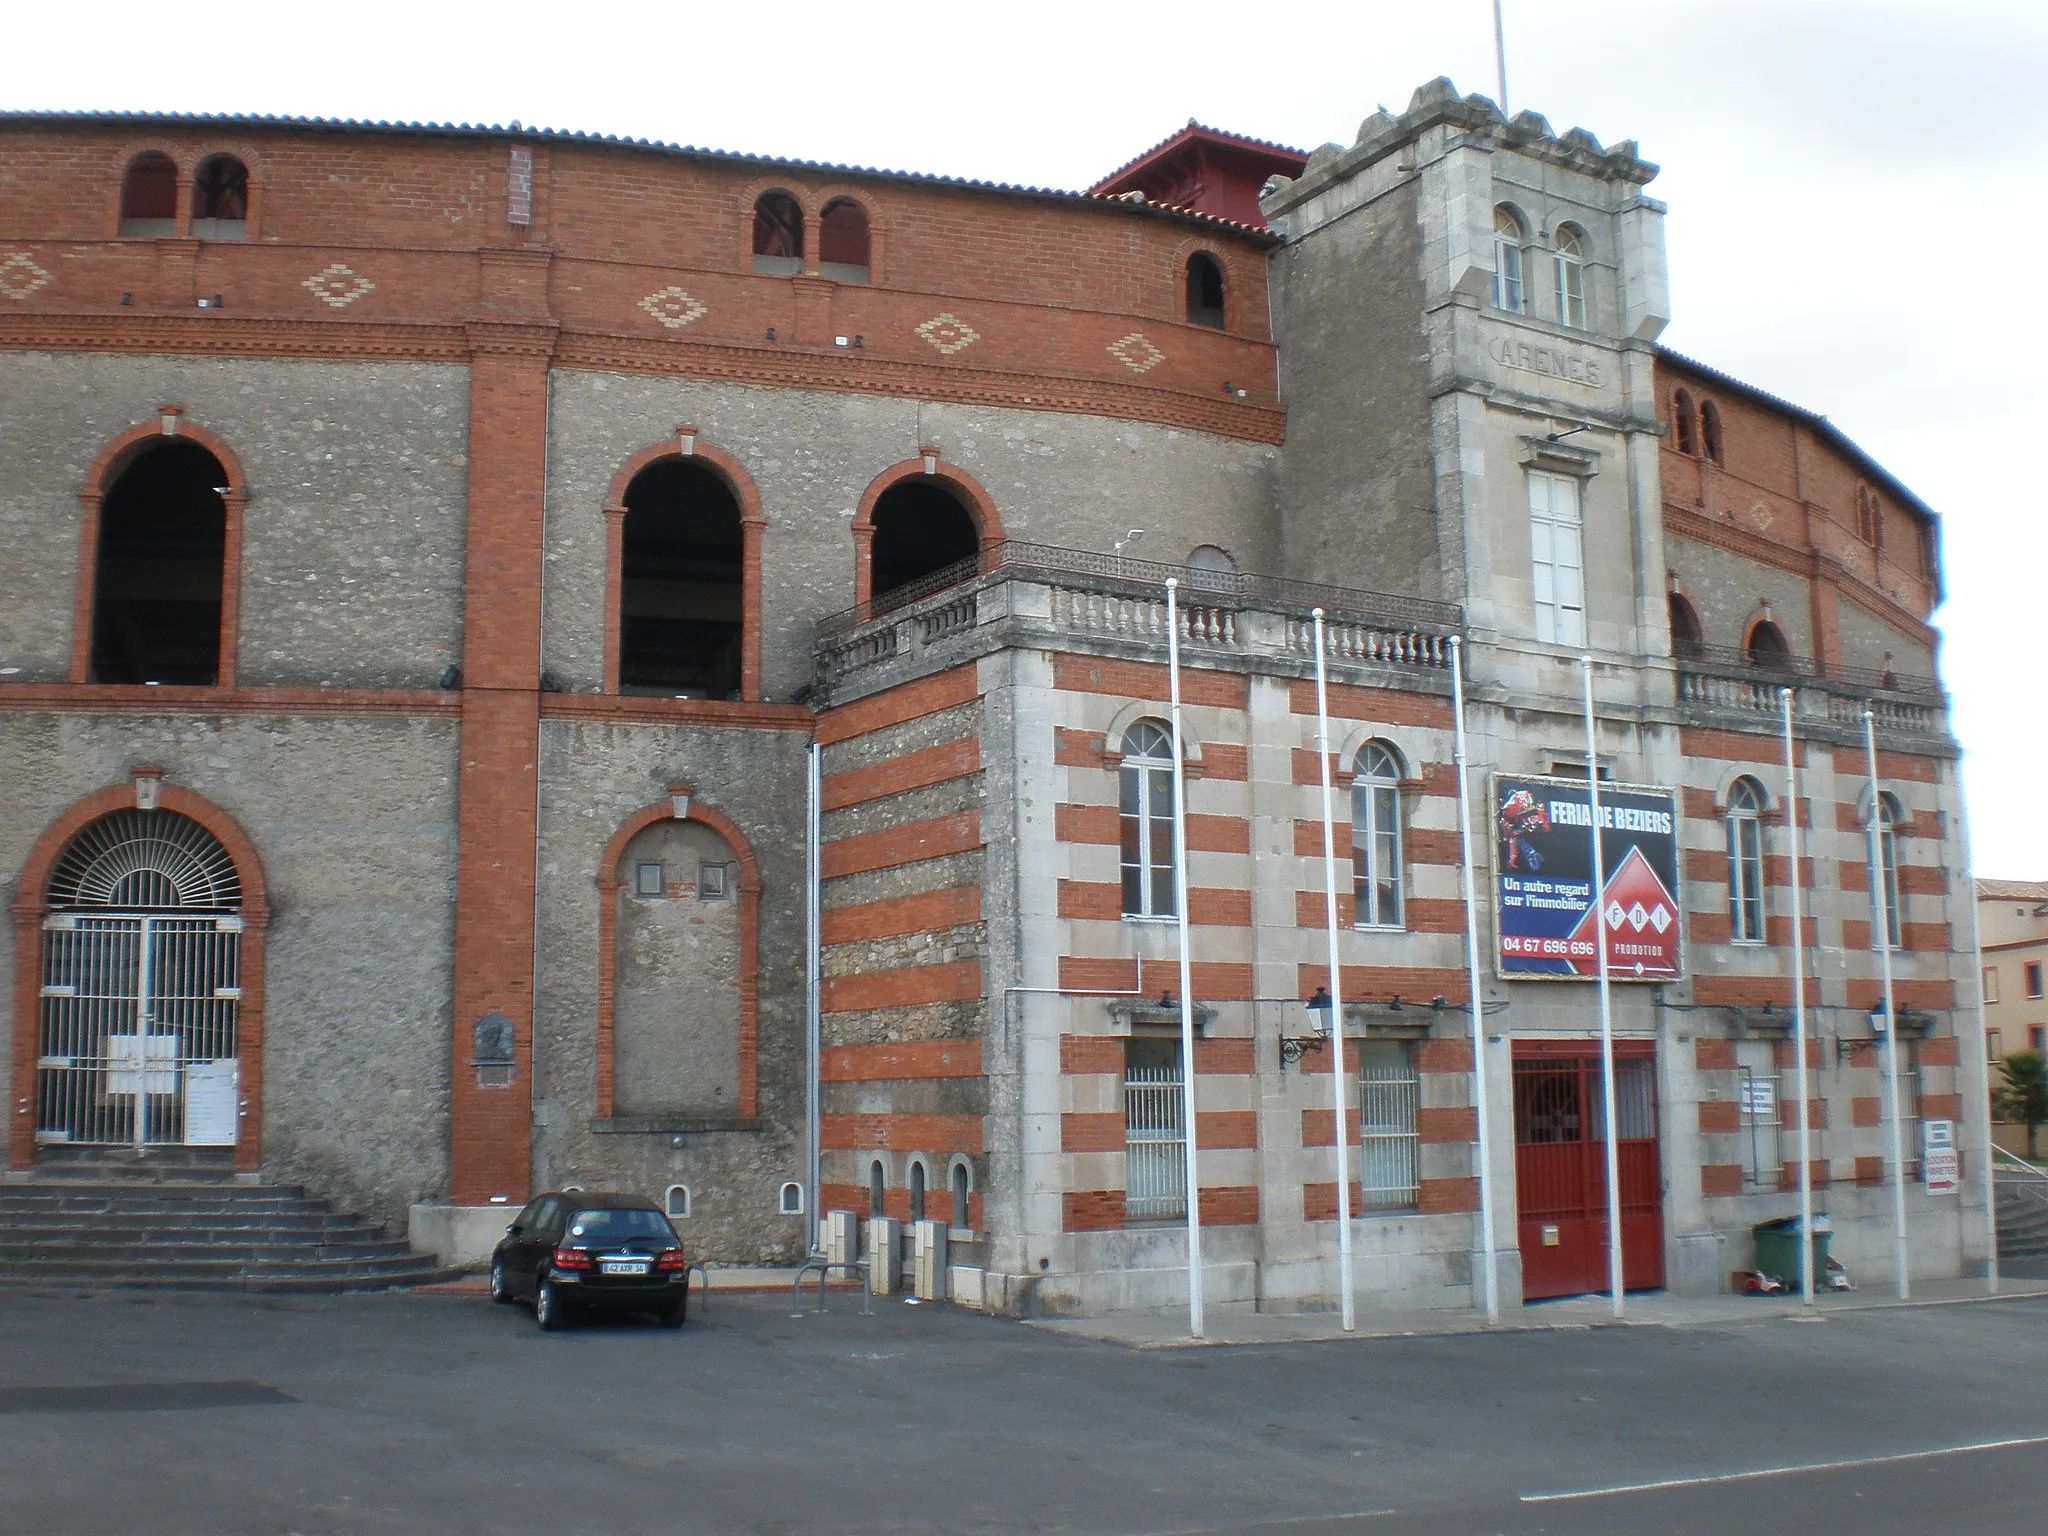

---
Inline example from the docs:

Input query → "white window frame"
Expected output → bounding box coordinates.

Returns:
[1527,470,1586,646]
[1124,1039,1187,1221]
[1119,721,1178,919]
[1983,965,1999,1005]
[1871,795,1902,950]
[1492,207,1526,314]
[1351,742,1405,930]
[1554,226,1587,329]
[1726,778,1766,945]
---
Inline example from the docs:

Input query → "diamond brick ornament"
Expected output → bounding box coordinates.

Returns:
[0,253,54,301]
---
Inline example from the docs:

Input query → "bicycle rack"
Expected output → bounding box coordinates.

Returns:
[792,1256,871,1314]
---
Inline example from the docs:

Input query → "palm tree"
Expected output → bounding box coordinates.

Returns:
[1997,1051,2048,1161]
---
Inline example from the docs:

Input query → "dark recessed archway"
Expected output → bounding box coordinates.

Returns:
[90,441,228,685]
[619,460,744,698]
[1668,593,1704,660]
[1745,619,1791,671]
[869,481,980,601]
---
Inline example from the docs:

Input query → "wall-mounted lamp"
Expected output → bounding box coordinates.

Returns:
[1280,987,1334,1072]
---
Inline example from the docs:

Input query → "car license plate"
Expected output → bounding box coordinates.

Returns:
[601,1260,649,1276]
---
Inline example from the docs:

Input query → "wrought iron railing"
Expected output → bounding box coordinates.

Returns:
[1674,642,1939,698]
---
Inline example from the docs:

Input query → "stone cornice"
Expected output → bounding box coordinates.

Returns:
[0,682,461,717]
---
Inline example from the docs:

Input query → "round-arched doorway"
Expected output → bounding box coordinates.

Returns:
[37,809,245,1150]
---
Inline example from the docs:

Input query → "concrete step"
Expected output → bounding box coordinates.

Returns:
[0,1189,321,1214]
[0,1263,464,1294]
[0,1238,415,1265]
[0,1211,369,1236]
[0,1250,443,1280]
[22,1156,240,1185]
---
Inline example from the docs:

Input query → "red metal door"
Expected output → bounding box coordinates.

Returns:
[1513,1040,1663,1300]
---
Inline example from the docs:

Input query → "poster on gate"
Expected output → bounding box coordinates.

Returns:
[1923,1118,1959,1195]
[1492,774,1683,982]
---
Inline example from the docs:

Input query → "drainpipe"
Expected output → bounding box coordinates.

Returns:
[805,738,822,1254]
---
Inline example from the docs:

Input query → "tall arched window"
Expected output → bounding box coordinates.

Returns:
[1185,252,1225,329]
[1871,793,1903,950]
[1492,207,1526,313]
[1119,720,1177,919]
[818,197,870,282]
[951,1161,971,1229]
[868,1160,887,1220]
[1745,620,1791,671]
[1700,400,1725,465]
[1351,741,1404,929]
[1668,592,1704,659]
[869,480,979,604]
[1672,389,1698,455]
[908,1161,927,1225]
[1855,486,1880,546]
[192,154,248,240]
[1726,777,1766,945]
[91,441,230,685]
[618,460,743,698]
[1553,224,1587,329]
[119,151,178,237]
[751,190,804,275]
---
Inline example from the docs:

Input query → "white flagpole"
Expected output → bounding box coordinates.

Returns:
[1311,611,1355,1331]
[1451,637,1500,1323]
[1165,578,1205,1338]
[1492,0,1510,115]
[1956,788,1999,1295]
[1582,656,1624,1319]
[1865,708,1910,1301]
[1780,689,1814,1307]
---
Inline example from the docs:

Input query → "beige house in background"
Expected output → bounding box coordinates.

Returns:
[1980,879,2048,1156]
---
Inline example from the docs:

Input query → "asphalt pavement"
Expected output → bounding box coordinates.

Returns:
[2,1281,2046,1535]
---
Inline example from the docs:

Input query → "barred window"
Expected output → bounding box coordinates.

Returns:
[1357,1040,1419,1210]
[1124,1038,1186,1220]
[1119,721,1177,918]
[1726,777,1766,944]
[1351,742,1404,929]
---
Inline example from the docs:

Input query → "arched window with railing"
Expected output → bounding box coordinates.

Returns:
[192,155,248,240]
[119,152,178,236]
[1745,619,1791,671]
[751,190,804,276]
[818,197,869,282]
[1726,777,1766,945]
[1668,592,1704,659]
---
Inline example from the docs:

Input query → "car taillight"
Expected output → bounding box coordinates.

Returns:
[656,1249,685,1272]
[551,1247,594,1270]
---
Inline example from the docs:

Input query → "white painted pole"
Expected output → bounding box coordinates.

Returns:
[1311,611,1355,1331]
[1165,578,1205,1338]
[1492,0,1510,115]
[1865,708,1910,1301]
[1781,689,1815,1307]
[805,739,823,1254]
[1451,637,1500,1323]
[1582,656,1624,1319]
[1955,788,1999,1295]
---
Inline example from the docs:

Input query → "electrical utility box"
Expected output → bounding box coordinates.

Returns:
[865,1217,901,1295]
[911,1218,949,1300]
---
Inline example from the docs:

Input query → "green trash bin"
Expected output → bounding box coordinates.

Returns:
[1752,1214,1831,1287]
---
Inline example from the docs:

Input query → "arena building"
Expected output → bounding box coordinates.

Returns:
[0,78,1992,1314]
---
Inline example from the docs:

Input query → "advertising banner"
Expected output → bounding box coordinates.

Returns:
[1493,774,1682,981]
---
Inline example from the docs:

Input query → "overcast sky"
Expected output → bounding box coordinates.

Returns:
[7,0,2042,877]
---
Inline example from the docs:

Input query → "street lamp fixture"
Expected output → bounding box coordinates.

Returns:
[1280,987,1334,1072]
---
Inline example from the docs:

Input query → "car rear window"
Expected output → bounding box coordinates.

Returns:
[565,1208,675,1243]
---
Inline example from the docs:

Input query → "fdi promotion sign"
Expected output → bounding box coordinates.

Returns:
[1493,774,1683,982]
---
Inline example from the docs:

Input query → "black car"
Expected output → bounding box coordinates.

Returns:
[489,1191,689,1330]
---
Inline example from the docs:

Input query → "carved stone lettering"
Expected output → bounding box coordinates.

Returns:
[1491,335,1603,388]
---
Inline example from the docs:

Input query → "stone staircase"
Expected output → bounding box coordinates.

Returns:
[1995,1166,2048,1261]
[0,1149,461,1293]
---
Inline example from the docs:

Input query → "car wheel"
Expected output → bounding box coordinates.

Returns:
[536,1277,567,1332]
[489,1258,514,1305]
[657,1295,685,1329]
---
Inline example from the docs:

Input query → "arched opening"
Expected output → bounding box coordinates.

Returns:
[91,441,229,685]
[1872,793,1903,950]
[38,809,243,1149]
[664,1184,691,1219]
[192,154,248,240]
[1186,544,1238,592]
[752,190,804,276]
[611,818,743,1116]
[1492,206,1526,313]
[909,1161,927,1225]
[868,1159,887,1220]
[119,151,178,236]
[1185,252,1225,329]
[951,1161,971,1229]
[1700,400,1725,465]
[1672,389,1697,455]
[1120,720,1177,919]
[868,480,979,604]
[1745,620,1791,671]
[1667,593,1704,659]
[619,459,744,699]
[819,198,870,283]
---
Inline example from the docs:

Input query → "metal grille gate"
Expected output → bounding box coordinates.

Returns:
[38,912,242,1148]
